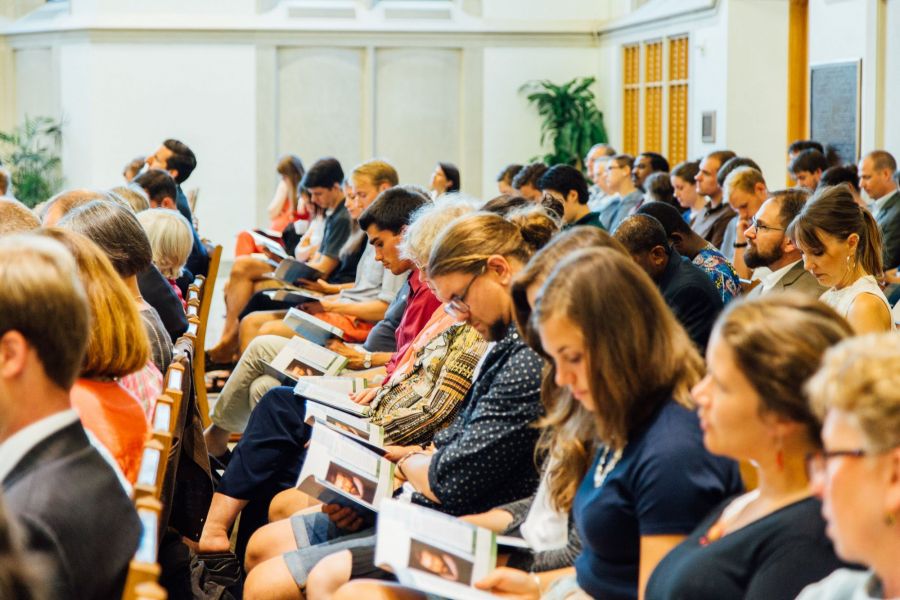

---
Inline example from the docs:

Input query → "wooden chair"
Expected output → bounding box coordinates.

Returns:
[193,241,223,428]
[134,432,171,502]
[120,496,165,600]
[187,188,199,214]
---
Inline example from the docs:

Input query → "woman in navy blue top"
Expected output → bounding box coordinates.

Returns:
[645,295,853,600]
[476,248,742,600]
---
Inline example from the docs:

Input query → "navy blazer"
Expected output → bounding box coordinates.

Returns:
[2,422,141,600]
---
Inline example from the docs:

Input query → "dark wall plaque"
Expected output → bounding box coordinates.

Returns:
[810,60,861,164]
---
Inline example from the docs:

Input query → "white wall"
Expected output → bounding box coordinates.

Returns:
[56,42,258,251]
[884,0,900,154]
[481,46,601,198]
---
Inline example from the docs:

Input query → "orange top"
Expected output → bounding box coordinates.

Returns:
[70,379,150,484]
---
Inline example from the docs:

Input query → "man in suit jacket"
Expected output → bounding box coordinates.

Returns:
[744,190,827,299]
[859,151,900,270]
[0,235,141,600]
[615,214,723,351]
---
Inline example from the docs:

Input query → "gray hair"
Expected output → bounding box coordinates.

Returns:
[400,196,479,266]
[137,208,194,279]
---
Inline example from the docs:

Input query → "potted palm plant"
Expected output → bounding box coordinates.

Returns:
[0,116,64,208]
[520,76,608,172]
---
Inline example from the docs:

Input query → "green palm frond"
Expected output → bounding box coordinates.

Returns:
[520,76,608,171]
[0,115,64,208]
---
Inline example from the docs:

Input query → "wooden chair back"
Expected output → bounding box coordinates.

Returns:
[120,496,164,600]
[193,241,222,428]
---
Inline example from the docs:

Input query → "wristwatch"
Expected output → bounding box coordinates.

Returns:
[363,352,372,369]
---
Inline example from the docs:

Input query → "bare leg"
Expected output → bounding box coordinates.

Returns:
[209,257,275,362]
[305,550,354,600]
[238,310,288,354]
[245,517,303,573]
[204,423,232,458]
[197,492,248,554]
[269,488,320,523]
[244,555,305,600]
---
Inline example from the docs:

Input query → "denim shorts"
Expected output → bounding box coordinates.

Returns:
[283,512,376,587]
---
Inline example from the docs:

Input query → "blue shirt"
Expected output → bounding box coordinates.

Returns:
[572,400,743,600]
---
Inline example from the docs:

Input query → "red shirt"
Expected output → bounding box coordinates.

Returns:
[385,268,441,376]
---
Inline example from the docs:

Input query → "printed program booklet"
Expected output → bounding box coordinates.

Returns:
[263,336,348,382]
[304,400,386,455]
[248,230,288,259]
[294,379,370,417]
[296,425,395,518]
[271,258,324,286]
[263,286,326,305]
[374,499,499,600]
[283,307,345,346]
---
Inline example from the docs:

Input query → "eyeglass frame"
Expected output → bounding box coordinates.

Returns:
[443,264,486,318]
[749,217,785,234]
[804,448,869,482]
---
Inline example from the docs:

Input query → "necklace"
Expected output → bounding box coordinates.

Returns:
[593,445,623,488]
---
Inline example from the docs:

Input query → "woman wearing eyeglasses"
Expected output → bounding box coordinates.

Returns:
[798,333,900,600]
[788,184,893,333]
[645,294,852,600]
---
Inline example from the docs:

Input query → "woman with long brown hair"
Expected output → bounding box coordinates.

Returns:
[788,184,892,333]
[235,154,308,256]
[475,248,740,600]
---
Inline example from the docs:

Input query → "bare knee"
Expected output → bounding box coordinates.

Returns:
[305,550,352,600]
[245,520,295,573]
[244,556,303,600]
[269,488,315,522]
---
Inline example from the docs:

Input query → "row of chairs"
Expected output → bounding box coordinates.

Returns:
[120,246,222,600]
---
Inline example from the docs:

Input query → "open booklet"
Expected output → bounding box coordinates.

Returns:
[375,500,499,600]
[304,400,385,455]
[294,378,370,417]
[263,336,348,383]
[248,230,288,260]
[263,286,326,305]
[271,258,324,286]
[284,307,345,346]
[296,424,395,520]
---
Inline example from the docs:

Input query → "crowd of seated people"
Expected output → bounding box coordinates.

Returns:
[0,134,900,600]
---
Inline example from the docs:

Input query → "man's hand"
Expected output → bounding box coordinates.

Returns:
[299,300,324,315]
[735,217,751,243]
[298,278,341,295]
[322,503,365,532]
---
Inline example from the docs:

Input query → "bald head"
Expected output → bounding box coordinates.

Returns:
[0,199,40,235]
[42,189,111,226]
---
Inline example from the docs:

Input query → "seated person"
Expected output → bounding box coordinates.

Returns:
[537,164,604,229]
[331,246,741,600]
[234,154,310,256]
[203,197,476,459]
[0,234,140,599]
[209,157,354,363]
[137,207,195,310]
[615,214,724,351]
[144,138,209,277]
[235,161,409,349]
[241,209,558,598]
[199,188,445,555]
[108,184,150,213]
[44,188,187,342]
[638,201,741,304]
[39,228,152,482]
[310,226,631,598]
[646,295,852,599]
[60,201,175,373]
[798,333,900,600]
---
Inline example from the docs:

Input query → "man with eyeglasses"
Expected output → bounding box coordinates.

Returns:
[745,189,826,299]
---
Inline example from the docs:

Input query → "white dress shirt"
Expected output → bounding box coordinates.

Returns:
[759,260,802,294]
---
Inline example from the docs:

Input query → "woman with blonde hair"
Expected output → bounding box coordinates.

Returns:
[798,333,900,599]
[38,228,151,485]
[137,208,195,308]
[788,184,892,333]
[646,295,852,599]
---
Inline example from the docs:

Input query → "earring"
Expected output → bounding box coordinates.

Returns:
[887,512,898,527]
